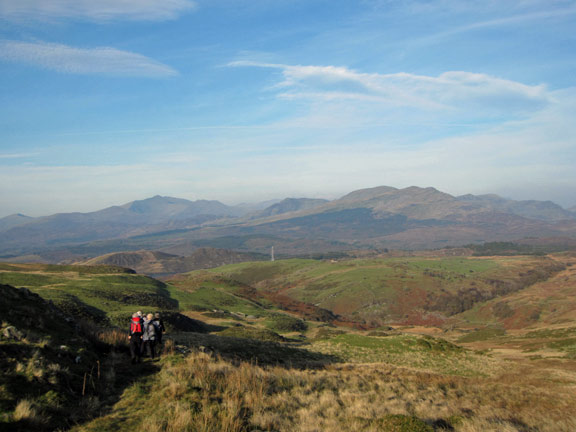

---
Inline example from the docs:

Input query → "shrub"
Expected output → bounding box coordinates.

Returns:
[458,328,506,343]
[313,327,346,340]
[266,314,307,333]
[219,326,285,342]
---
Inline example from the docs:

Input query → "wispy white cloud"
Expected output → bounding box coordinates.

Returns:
[361,0,576,51]
[365,0,576,15]
[230,61,549,117]
[450,6,576,30]
[0,152,39,159]
[0,0,196,22]
[0,40,178,77]
[409,6,576,48]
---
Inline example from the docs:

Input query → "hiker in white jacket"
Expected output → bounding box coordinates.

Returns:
[141,313,159,360]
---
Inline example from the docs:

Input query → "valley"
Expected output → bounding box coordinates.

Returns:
[1,252,576,431]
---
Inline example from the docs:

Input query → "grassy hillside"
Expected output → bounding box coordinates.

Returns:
[0,262,316,336]
[78,248,269,278]
[1,256,569,333]
[3,255,576,431]
[0,284,162,432]
[450,253,576,332]
[70,340,576,432]
[0,263,178,327]
[174,255,565,326]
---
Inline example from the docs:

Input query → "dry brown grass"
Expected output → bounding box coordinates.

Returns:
[74,350,576,432]
[12,399,49,425]
[12,399,37,421]
[95,327,128,347]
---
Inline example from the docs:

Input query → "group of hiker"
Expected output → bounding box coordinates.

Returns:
[128,311,165,364]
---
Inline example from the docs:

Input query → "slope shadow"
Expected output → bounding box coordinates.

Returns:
[0,342,162,432]
[169,332,341,369]
[68,349,162,432]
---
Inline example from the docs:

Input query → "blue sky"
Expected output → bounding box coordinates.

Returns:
[1,0,575,217]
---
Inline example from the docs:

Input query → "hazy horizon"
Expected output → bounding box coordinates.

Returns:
[1,1,575,217]
[2,183,575,219]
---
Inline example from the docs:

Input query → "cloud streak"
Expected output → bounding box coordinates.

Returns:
[367,0,576,15]
[410,6,576,48]
[230,61,549,117]
[0,0,196,22]
[0,152,38,159]
[0,40,178,77]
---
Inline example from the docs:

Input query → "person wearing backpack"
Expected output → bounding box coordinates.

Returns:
[141,313,158,360]
[153,312,166,347]
[128,313,143,364]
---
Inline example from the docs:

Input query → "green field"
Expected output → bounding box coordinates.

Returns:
[0,265,177,325]
[0,255,565,332]
[310,332,498,376]
[165,285,267,316]
[178,256,563,324]
[0,263,310,334]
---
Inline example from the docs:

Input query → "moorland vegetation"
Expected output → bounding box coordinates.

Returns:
[1,253,576,431]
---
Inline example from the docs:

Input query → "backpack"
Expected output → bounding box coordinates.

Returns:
[153,318,165,333]
[146,321,157,339]
[130,318,142,334]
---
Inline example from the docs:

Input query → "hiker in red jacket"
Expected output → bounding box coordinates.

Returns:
[128,312,143,364]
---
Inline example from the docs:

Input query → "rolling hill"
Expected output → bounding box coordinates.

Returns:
[0,261,317,334]
[78,248,268,277]
[0,263,168,322]
[172,255,566,326]
[450,252,576,329]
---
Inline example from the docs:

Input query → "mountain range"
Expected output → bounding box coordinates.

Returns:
[1,185,575,261]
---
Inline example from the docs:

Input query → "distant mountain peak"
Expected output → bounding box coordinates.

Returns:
[0,213,35,232]
[3,213,32,219]
[398,186,453,200]
[255,197,330,218]
[403,186,439,192]
[2,185,575,259]
[339,185,450,203]
[456,194,574,222]
[118,195,234,220]
[339,185,399,202]
[124,195,190,207]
